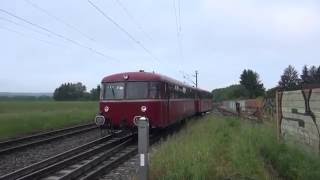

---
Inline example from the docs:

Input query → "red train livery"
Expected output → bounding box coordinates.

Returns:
[95,71,212,129]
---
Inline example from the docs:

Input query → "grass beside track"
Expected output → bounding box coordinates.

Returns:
[150,115,320,180]
[0,101,98,140]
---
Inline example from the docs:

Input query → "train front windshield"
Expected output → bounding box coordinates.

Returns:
[103,82,125,100]
[126,82,148,99]
[102,82,160,100]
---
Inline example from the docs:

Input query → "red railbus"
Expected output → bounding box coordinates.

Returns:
[95,71,212,129]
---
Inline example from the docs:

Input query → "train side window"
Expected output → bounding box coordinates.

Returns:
[100,83,104,100]
[176,86,181,99]
[161,83,167,99]
[191,89,194,99]
[178,86,183,99]
[189,89,193,99]
[170,84,175,99]
[149,82,160,99]
[164,83,170,99]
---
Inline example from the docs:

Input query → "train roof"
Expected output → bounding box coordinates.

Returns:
[101,71,211,93]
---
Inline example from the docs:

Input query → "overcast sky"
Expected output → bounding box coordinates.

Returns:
[1,0,320,92]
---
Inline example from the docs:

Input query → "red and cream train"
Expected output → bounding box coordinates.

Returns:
[95,71,212,129]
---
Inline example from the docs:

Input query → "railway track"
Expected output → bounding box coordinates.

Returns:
[82,133,162,180]
[0,131,134,180]
[0,131,137,180]
[0,129,164,180]
[0,123,97,155]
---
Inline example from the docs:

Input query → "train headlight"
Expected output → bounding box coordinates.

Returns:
[141,106,147,112]
[95,115,105,126]
[104,106,109,112]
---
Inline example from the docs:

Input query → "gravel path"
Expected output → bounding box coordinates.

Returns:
[0,129,104,176]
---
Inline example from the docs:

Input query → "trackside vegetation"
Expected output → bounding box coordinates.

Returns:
[0,101,98,140]
[150,115,320,180]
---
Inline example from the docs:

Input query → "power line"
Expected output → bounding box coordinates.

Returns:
[178,0,181,32]
[0,16,52,38]
[179,71,194,85]
[0,8,117,60]
[114,0,153,41]
[0,25,59,46]
[179,70,198,87]
[88,0,160,63]
[173,0,184,62]
[24,0,96,42]
[173,0,179,37]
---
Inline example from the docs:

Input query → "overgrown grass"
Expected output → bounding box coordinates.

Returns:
[0,101,98,140]
[150,115,320,180]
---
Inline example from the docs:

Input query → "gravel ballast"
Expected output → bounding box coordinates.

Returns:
[100,154,139,180]
[0,129,104,176]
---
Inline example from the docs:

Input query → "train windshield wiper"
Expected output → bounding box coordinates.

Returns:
[112,88,115,99]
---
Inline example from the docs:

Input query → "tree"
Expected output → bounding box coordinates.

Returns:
[300,65,320,85]
[316,66,320,83]
[301,65,311,84]
[309,66,318,83]
[90,85,101,100]
[53,82,87,101]
[212,84,250,102]
[231,85,250,99]
[265,87,277,99]
[240,69,265,98]
[278,65,301,90]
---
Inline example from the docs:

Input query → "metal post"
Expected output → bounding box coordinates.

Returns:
[195,70,198,88]
[137,117,149,180]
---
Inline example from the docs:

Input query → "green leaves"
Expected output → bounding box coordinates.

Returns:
[240,69,265,98]
[53,83,100,101]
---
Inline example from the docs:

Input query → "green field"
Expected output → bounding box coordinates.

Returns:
[150,115,320,180]
[0,101,98,140]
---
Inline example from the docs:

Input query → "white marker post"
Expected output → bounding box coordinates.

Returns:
[137,117,149,180]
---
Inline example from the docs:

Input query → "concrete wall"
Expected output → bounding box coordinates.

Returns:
[221,100,246,112]
[220,99,263,115]
[278,88,320,153]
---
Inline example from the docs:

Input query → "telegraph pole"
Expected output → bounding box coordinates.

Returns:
[195,70,198,88]
[180,70,198,88]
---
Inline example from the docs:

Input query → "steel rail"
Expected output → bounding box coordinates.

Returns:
[0,123,97,155]
[13,132,135,180]
[78,134,162,180]
[0,132,121,180]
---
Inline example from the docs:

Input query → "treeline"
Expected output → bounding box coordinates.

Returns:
[279,65,320,91]
[212,64,319,102]
[53,82,100,101]
[0,96,52,101]
[212,69,265,102]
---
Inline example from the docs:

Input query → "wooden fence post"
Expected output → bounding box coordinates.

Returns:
[276,91,280,141]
